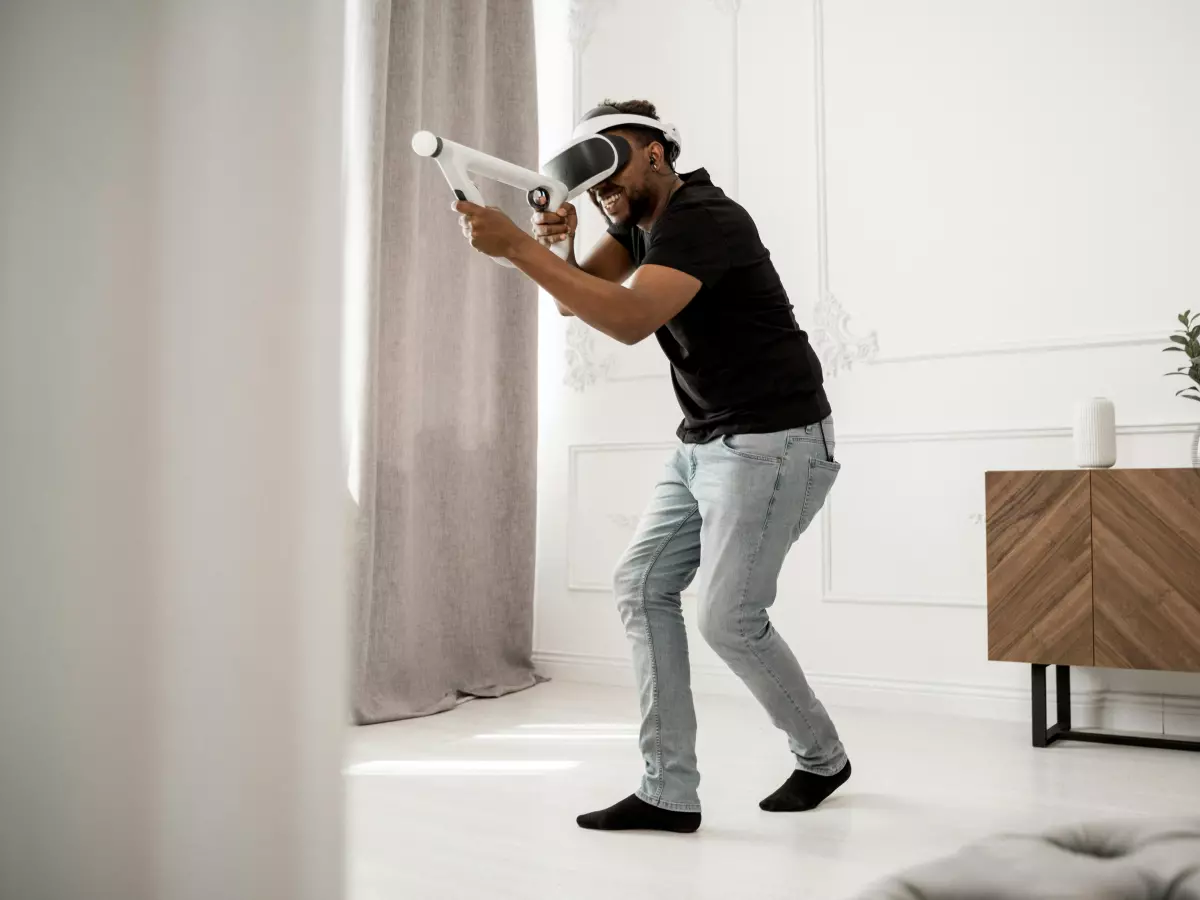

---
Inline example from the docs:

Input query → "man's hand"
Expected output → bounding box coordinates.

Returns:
[454,200,528,260]
[531,203,577,258]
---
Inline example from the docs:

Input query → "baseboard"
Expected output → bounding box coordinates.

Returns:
[533,650,1190,730]
[1165,694,1200,738]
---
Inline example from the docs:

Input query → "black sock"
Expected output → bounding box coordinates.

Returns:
[576,794,701,833]
[759,760,851,812]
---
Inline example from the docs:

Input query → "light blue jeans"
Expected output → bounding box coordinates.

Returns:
[614,417,847,813]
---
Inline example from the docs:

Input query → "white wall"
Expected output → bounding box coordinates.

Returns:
[533,0,1200,735]
[0,3,346,898]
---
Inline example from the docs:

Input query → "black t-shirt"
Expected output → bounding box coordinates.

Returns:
[609,168,831,443]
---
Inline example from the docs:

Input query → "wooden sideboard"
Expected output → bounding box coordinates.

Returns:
[985,467,1200,751]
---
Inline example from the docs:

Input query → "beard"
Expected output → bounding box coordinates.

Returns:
[592,184,655,232]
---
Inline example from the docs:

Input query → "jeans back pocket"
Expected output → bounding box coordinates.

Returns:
[792,456,841,541]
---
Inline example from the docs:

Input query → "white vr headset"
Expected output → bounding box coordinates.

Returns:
[541,106,683,201]
[413,105,682,267]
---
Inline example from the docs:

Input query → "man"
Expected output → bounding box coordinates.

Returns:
[454,99,849,834]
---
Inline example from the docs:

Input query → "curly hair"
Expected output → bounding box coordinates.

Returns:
[596,98,676,168]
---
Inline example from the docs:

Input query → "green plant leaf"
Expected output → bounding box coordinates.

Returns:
[1164,346,1186,352]
[1171,335,1190,345]
[1185,394,1200,403]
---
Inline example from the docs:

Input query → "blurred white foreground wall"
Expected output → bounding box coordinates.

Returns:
[0,3,347,898]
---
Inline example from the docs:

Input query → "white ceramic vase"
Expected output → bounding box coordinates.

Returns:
[1192,424,1200,468]
[1074,398,1116,468]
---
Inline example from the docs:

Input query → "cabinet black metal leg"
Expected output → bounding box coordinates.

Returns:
[1031,664,1048,748]
[1056,664,1071,732]
[1030,663,1200,752]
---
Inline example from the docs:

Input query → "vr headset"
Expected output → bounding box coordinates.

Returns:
[413,106,682,267]
[542,105,683,201]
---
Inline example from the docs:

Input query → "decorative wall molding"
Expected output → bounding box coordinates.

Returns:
[567,442,651,592]
[872,331,1165,366]
[562,422,1197,603]
[572,582,628,594]
[811,294,879,375]
[606,512,641,530]
[563,0,625,392]
[567,0,608,122]
[833,421,1198,445]
[811,0,880,376]
[819,420,1199,608]
[731,9,739,200]
[564,318,615,391]
[567,0,605,52]
[563,0,1170,380]
[807,0,1174,367]
[711,0,742,199]
[532,650,1191,729]
[563,0,743,390]
[566,441,699,594]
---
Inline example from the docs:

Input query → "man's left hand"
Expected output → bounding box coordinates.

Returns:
[454,200,527,260]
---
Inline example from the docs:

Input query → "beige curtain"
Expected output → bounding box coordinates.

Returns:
[346,0,541,724]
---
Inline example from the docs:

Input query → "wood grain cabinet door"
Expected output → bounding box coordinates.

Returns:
[1092,469,1200,673]
[986,470,1094,665]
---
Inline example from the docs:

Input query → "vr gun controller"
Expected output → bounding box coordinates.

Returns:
[411,131,571,268]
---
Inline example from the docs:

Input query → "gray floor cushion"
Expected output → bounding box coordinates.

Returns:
[853,818,1200,900]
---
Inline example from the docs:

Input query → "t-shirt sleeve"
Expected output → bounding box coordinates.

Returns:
[642,206,729,288]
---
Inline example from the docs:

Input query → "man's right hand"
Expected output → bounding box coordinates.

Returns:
[532,203,577,260]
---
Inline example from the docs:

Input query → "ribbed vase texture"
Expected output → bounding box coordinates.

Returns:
[1074,398,1116,468]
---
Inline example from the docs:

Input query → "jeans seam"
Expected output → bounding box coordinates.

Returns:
[795,757,848,777]
[727,449,780,464]
[636,502,700,805]
[720,434,782,465]
[799,458,818,534]
[635,789,701,814]
[797,455,838,536]
[733,452,824,758]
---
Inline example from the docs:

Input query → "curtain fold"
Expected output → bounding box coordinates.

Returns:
[347,0,541,724]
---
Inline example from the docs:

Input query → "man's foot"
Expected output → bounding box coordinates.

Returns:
[759,759,851,812]
[576,793,701,833]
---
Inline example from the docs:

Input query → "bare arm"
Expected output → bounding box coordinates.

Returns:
[578,231,635,283]
[459,199,699,341]
[531,205,633,315]
[508,237,699,345]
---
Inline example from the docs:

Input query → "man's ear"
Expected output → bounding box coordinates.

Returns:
[648,140,665,169]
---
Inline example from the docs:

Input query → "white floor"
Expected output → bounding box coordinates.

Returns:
[345,680,1200,900]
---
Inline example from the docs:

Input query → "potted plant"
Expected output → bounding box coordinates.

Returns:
[1164,310,1200,466]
